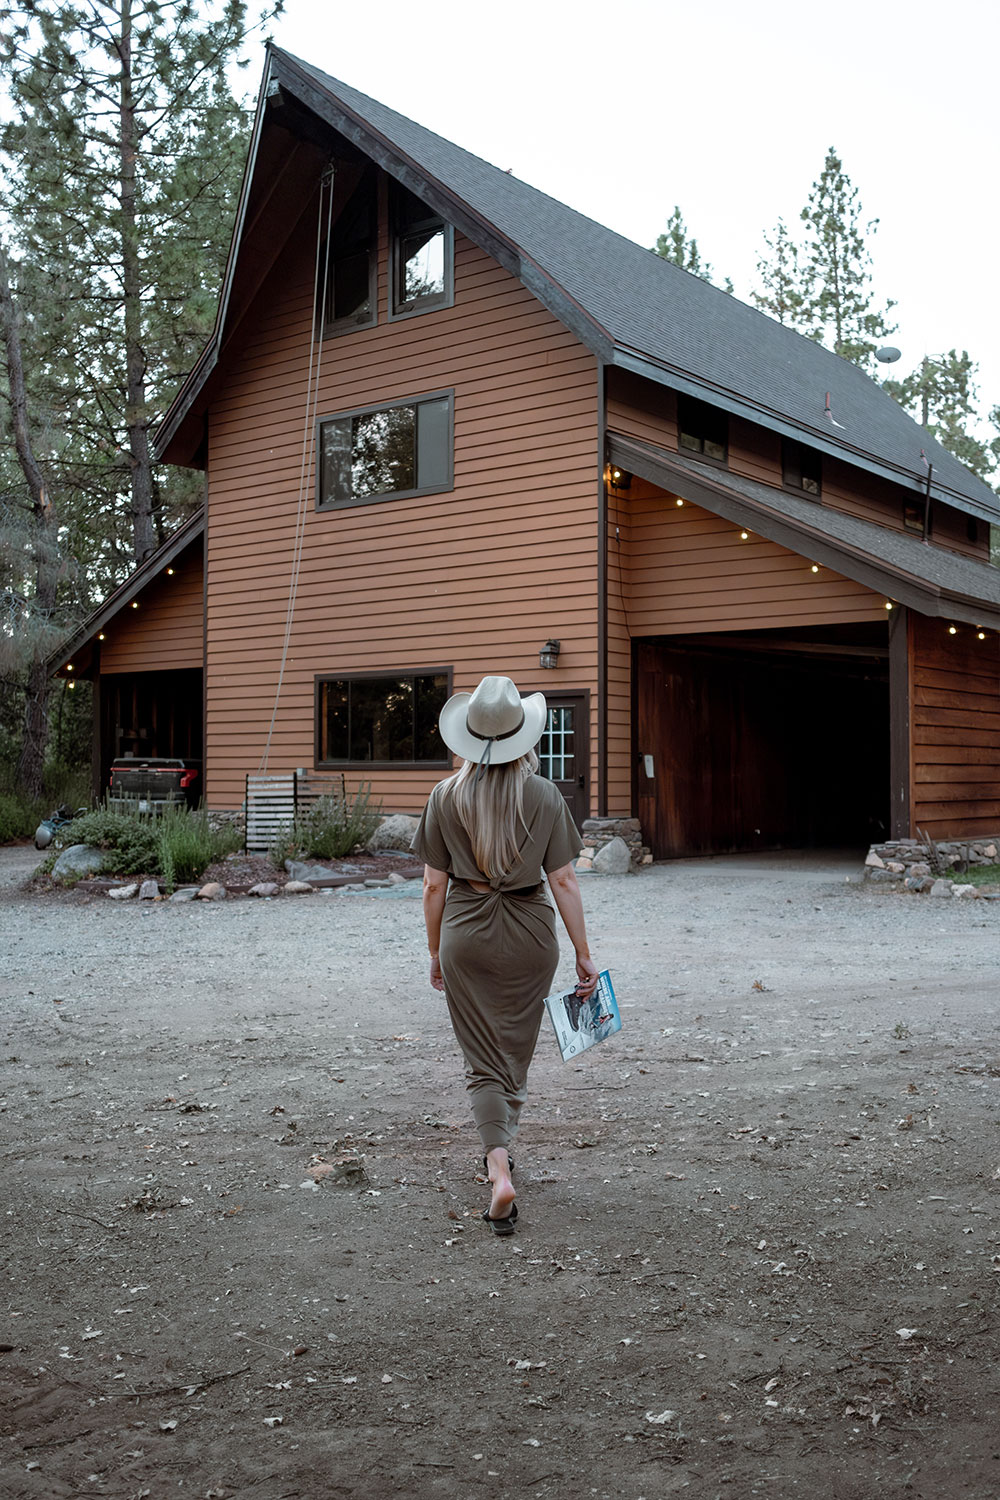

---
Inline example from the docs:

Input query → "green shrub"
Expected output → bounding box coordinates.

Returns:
[0,791,43,844]
[275,783,382,863]
[63,807,161,875]
[157,806,242,889]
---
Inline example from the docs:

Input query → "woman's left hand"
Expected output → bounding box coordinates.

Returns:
[429,955,445,992]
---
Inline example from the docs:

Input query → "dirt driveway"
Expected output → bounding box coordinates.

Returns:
[1,850,998,1499]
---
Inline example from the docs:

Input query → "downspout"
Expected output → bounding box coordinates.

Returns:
[597,361,608,816]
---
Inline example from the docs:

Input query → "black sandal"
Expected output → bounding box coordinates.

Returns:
[482,1202,518,1236]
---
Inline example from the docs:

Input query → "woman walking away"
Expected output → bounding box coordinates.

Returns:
[413,676,599,1236]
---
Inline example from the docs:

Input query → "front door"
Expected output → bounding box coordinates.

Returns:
[538,692,589,830]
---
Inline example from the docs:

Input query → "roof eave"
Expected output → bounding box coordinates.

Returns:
[48,509,206,674]
[608,434,1000,632]
[612,349,1000,527]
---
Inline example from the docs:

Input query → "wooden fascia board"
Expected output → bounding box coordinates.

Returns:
[269,51,615,365]
[611,348,1000,527]
[153,63,275,462]
[47,511,206,675]
[608,433,1000,632]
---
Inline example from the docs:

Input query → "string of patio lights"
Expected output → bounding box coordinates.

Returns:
[606,464,994,647]
[61,564,179,685]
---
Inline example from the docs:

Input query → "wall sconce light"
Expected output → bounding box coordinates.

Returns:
[948,625,957,635]
[978,630,986,641]
[539,639,561,670]
[608,465,631,490]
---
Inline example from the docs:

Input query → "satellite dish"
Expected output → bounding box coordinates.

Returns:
[875,346,902,364]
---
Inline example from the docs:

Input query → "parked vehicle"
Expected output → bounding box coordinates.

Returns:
[108,757,201,812]
[34,804,87,851]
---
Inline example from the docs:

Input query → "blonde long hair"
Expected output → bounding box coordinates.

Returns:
[441,749,539,881]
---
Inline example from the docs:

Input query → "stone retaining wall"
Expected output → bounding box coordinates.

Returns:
[576,817,651,872]
[864,834,999,898]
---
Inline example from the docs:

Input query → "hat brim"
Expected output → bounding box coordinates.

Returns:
[439,690,548,765]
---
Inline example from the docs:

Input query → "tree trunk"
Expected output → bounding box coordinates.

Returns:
[117,0,157,566]
[0,238,60,799]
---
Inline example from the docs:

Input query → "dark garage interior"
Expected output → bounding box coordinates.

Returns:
[635,623,890,858]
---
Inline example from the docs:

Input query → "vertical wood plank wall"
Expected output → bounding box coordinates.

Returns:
[97,540,204,674]
[205,191,598,809]
[911,614,1000,837]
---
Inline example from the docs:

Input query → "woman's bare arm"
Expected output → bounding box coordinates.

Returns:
[422,864,449,991]
[547,862,599,995]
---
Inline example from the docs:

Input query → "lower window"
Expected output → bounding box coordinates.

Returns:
[316,671,451,766]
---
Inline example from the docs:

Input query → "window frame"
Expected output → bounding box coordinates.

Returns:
[315,389,455,512]
[320,170,378,340]
[388,182,455,322]
[676,394,728,468]
[781,438,822,499]
[314,667,454,771]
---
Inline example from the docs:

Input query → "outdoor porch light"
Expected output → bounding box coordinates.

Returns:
[608,465,631,490]
[948,625,957,635]
[539,638,561,670]
[810,564,819,574]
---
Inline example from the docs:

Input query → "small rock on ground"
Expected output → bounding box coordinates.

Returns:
[169,888,199,903]
[138,879,160,900]
[197,882,226,901]
[249,882,279,898]
[284,879,314,894]
[108,883,139,901]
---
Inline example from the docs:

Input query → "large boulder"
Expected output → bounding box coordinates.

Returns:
[51,844,105,881]
[366,814,420,853]
[592,837,631,875]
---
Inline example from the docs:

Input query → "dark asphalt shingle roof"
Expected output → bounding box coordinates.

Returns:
[280,48,999,522]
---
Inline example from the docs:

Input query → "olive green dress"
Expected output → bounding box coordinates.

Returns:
[412,775,582,1153]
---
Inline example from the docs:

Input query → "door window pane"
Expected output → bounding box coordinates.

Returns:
[539,706,574,782]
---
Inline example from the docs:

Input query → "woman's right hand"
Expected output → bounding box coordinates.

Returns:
[575,952,599,997]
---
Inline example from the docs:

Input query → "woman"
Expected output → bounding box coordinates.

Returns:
[413,676,599,1236]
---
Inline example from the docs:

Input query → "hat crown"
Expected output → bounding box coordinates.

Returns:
[465,676,524,740]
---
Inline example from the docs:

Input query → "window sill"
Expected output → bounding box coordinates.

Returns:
[316,481,454,512]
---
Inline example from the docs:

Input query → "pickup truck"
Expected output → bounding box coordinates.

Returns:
[108,757,201,812]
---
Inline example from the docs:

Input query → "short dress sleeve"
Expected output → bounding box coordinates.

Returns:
[541,787,584,874]
[411,785,452,872]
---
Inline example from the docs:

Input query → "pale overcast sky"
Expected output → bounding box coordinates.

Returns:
[264,0,1000,434]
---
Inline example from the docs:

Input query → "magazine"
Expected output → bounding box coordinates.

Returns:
[543,969,621,1062]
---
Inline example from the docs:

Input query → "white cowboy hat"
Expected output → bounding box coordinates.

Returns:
[439,676,547,768]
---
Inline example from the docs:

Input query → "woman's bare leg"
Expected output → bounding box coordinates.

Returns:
[485,1146,515,1220]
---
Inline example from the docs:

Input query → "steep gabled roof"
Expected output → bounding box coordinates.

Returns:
[155,46,999,526]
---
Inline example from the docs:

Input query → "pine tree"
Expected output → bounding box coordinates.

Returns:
[0,0,282,571]
[651,206,715,283]
[751,219,807,327]
[883,351,992,480]
[798,147,896,367]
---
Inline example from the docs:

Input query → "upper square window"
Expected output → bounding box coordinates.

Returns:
[322,170,377,336]
[782,439,822,497]
[390,183,454,318]
[318,392,453,509]
[677,394,728,465]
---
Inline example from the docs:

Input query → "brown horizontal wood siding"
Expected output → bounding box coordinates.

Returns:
[204,193,598,810]
[910,613,1000,838]
[98,540,204,675]
[605,368,990,562]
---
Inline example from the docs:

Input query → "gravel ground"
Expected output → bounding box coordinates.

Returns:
[1,847,999,1498]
